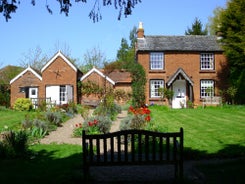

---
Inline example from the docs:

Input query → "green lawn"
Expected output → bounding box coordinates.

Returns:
[1,106,244,183]
[0,144,83,183]
[0,109,33,130]
[148,105,245,158]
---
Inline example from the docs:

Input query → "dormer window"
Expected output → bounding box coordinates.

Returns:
[200,53,214,70]
[150,52,164,70]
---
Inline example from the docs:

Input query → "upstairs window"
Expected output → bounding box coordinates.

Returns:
[200,80,214,98]
[150,52,164,70]
[150,80,164,98]
[200,53,214,70]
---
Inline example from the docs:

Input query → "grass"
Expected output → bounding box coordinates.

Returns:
[0,105,244,183]
[148,105,245,158]
[0,144,83,183]
[196,158,245,184]
[0,109,34,130]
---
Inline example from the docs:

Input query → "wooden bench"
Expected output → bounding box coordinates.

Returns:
[82,128,184,181]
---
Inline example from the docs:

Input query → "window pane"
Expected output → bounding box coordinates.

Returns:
[200,53,214,70]
[200,80,214,98]
[150,52,164,70]
[60,86,66,102]
[150,80,164,98]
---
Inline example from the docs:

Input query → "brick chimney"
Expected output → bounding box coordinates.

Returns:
[137,22,144,38]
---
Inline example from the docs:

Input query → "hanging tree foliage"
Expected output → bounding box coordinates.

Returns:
[0,0,141,22]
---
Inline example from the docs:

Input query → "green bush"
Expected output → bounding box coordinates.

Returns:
[13,98,33,111]
[74,115,112,136]
[22,117,49,140]
[0,130,29,159]
[96,115,112,134]
[120,115,133,130]
[44,111,62,126]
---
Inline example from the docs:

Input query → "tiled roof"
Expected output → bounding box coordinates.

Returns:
[137,35,223,52]
[107,70,132,83]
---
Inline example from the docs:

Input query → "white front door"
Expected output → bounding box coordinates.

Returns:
[29,87,38,99]
[172,80,186,108]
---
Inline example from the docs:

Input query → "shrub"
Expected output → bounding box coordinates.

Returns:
[22,117,49,140]
[13,98,33,111]
[96,115,112,134]
[73,115,112,136]
[82,117,100,135]
[120,106,151,130]
[44,111,63,126]
[0,130,29,158]
[120,115,133,130]
[80,105,90,119]
[94,101,122,121]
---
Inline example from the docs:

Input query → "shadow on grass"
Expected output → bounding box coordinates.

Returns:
[0,144,244,184]
[0,147,83,184]
[184,144,245,160]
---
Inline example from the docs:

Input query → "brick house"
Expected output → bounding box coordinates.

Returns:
[80,67,132,106]
[136,22,227,108]
[10,51,83,107]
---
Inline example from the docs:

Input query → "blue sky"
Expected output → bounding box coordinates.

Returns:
[0,0,227,68]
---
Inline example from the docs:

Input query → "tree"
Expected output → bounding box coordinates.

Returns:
[116,26,146,107]
[0,65,23,107]
[81,46,107,73]
[117,26,137,66]
[185,17,208,35]
[211,0,245,104]
[19,46,48,71]
[0,0,141,22]
[208,7,224,35]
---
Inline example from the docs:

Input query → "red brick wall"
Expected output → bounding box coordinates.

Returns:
[137,51,227,106]
[10,71,42,107]
[41,56,78,103]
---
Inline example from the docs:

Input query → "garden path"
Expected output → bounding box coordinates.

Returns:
[40,110,127,145]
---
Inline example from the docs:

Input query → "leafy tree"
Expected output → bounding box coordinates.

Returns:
[208,7,224,35]
[185,17,208,35]
[19,46,48,71]
[81,46,107,73]
[116,26,146,107]
[213,0,245,104]
[117,38,130,62]
[0,65,23,107]
[0,0,141,22]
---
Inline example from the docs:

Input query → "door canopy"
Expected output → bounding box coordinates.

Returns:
[167,68,194,87]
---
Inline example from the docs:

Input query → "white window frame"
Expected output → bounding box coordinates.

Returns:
[60,85,66,103]
[200,53,214,70]
[150,52,164,70]
[200,80,214,98]
[150,80,164,98]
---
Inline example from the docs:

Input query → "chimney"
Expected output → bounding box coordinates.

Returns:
[137,22,144,38]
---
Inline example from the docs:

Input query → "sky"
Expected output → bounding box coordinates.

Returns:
[0,0,227,68]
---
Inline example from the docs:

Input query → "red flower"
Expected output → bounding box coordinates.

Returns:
[145,115,151,122]
[93,119,98,125]
[88,122,93,127]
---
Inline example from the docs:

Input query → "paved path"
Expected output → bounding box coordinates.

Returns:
[40,110,127,145]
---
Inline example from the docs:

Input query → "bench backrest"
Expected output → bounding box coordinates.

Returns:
[82,128,183,166]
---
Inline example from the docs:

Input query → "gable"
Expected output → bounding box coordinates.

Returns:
[167,68,194,86]
[81,67,115,85]
[41,51,77,73]
[10,66,42,84]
